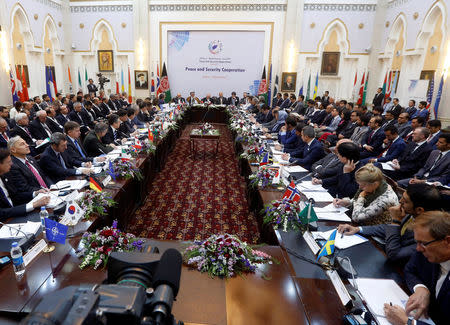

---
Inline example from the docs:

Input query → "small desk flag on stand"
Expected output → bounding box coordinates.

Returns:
[298,202,318,224]
[64,200,85,225]
[44,218,68,244]
[89,176,103,192]
[108,160,116,181]
[260,152,269,166]
[316,229,337,261]
[148,129,154,142]
[282,181,301,202]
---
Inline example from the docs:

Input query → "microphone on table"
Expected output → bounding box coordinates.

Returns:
[0,221,37,252]
[151,248,182,324]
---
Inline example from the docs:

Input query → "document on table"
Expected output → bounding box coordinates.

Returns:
[314,203,351,221]
[50,180,88,191]
[381,162,395,171]
[28,191,69,209]
[354,278,435,325]
[312,229,368,249]
[0,221,41,239]
[315,203,349,214]
[35,137,50,148]
[271,148,284,155]
[297,181,327,192]
[272,154,290,165]
[285,165,308,173]
[303,190,334,202]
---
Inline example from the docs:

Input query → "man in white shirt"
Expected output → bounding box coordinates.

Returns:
[383,210,450,325]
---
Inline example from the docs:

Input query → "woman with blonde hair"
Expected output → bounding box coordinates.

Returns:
[334,164,399,225]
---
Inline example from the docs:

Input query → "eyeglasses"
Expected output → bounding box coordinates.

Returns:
[416,238,443,249]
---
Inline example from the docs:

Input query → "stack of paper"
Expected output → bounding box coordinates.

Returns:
[285,165,308,173]
[272,154,290,165]
[314,203,351,222]
[312,229,368,249]
[297,181,327,192]
[303,191,334,202]
[50,180,88,191]
[381,162,396,171]
[28,191,68,209]
[354,278,435,325]
[0,221,41,239]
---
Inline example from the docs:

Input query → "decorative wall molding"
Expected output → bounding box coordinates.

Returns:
[149,4,287,12]
[34,0,62,11]
[387,0,412,9]
[70,5,133,13]
[304,3,376,12]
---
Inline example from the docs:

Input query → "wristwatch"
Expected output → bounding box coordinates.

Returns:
[407,318,414,325]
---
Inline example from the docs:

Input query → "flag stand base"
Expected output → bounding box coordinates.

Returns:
[43,244,55,253]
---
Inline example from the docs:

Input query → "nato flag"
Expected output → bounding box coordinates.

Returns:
[44,218,68,244]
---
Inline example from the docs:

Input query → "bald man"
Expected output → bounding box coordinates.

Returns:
[173,93,185,105]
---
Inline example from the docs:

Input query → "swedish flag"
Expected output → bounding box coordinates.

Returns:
[316,229,337,261]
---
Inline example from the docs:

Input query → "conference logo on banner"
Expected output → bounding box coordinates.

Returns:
[208,40,223,54]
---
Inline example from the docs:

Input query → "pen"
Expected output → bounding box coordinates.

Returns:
[341,229,345,239]
[389,302,392,306]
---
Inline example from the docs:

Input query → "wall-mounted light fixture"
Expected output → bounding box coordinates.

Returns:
[430,45,437,54]
[16,43,22,50]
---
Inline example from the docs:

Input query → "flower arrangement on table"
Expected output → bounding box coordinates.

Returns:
[124,141,156,157]
[113,159,143,181]
[249,165,281,189]
[263,198,305,232]
[77,189,116,221]
[240,145,264,162]
[183,233,275,279]
[194,122,215,135]
[78,220,145,269]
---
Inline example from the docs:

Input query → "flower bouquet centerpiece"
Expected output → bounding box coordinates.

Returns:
[124,140,156,157]
[183,233,275,278]
[113,159,143,181]
[78,220,145,269]
[240,145,263,163]
[249,165,281,189]
[77,189,116,220]
[263,198,304,232]
[195,122,215,135]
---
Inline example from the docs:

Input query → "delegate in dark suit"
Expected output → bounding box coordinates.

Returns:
[360,128,386,159]
[289,139,325,170]
[64,136,93,168]
[28,119,52,140]
[404,251,450,325]
[228,96,240,106]
[311,153,343,179]
[0,132,9,148]
[102,126,124,145]
[370,137,406,163]
[10,126,34,146]
[384,141,433,180]
[46,117,64,133]
[55,114,69,127]
[39,146,78,183]
[322,167,359,199]
[5,156,52,198]
[0,176,34,221]
[372,92,384,107]
[84,131,113,157]
[360,215,416,262]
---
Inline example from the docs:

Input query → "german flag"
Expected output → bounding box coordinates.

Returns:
[89,176,103,193]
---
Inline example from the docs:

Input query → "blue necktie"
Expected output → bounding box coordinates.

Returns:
[0,185,11,207]
[57,153,67,169]
[74,139,86,158]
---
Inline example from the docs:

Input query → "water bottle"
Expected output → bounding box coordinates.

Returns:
[40,206,49,234]
[11,242,25,279]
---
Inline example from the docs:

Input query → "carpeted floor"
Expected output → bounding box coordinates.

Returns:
[127,124,260,244]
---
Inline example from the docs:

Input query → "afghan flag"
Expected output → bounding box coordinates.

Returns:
[257,66,268,103]
[306,72,311,100]
[381,71,387,104]
[362,71,369,105]
[89,176,103,193]
[128,66,132,103]
[357,72,365,105]
[157,62,171,103]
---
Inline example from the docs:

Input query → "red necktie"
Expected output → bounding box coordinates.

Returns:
[2,133,8,141]
[25,160,48,188]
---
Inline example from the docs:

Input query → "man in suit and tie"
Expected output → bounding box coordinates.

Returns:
[382,97,394,116]
[404,117,425,143]
[5,136,52,198]
[186,91,201,106]
[389,98,403,117]
[338,183,442,263]
[39,133,92,183]
[321,91,330,107]
[29,110,53,140]
[0,148,50,221]
[395,112,412,138]
[383,210,450,325]
[279,93,291,109]
[0,118,10,149]
[100,97,112,117]
[55,105,70,127]
[107,94,119,112]
[0,106,14,131]
[84,123,115,157]
[365,125,405,165]
[372,87,384,107]
[40,94,51,110]
[291,95,306,114]
[411,101,429,123]
[426,119,441,149]
[383,127,433,180]
[381,111,398,130]
[311,139,350,179]
[350,113,371,146]
[64,121,107,168]
[91,98,105,119]
[287,126,325,170]
[68,102,92,135]
[10,113,45,156]
[228,92,240,107]
[45,105,64,133]
[272,93,283,108]
[404,99,417,117]
[102,114,126,145]
[398,133,450,187]
[87,79,98,97]
[172,93,186,105]
[117,109,136,137]
[215,92,228,105]
[360,116,386,159]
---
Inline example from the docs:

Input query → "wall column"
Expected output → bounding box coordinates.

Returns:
[0,0,12,106]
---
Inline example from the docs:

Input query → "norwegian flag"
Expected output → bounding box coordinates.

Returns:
[282,181,301,202]
[426,75,434,110]
[9,69,19,103]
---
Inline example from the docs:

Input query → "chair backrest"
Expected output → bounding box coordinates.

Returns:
[383,173,404,199]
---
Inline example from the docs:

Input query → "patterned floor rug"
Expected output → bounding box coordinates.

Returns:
[127,124,260,244]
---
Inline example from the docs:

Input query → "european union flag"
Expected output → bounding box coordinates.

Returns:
[44,218,68,244]
[317,229,337,261]
[108,160,116,181]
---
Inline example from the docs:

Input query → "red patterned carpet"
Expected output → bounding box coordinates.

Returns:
[127,124,260,244]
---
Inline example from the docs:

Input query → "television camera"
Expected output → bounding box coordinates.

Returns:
[20,248,184,325]
[97,73,110,90]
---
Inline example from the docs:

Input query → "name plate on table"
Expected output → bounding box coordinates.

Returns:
[303,231,320,254]
[102,175,112,187]
[326,269,352,307]
[23,239,47,266]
